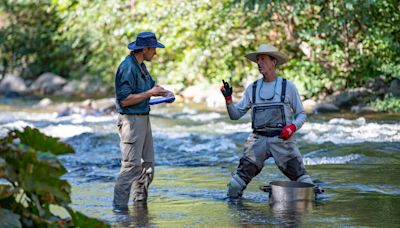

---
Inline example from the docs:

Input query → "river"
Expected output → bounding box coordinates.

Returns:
[1,102,399,227]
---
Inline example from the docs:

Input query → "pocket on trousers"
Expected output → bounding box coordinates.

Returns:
[119,117,137,143]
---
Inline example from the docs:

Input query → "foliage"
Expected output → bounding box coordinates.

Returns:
[0,0,399,98]
[53,0,263,86]
[0,0,85,80]
[0,126,109,227]
[370,95,400,113]
[233,0,400,97]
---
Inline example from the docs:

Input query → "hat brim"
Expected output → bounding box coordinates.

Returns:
[245,52,288,66]
[128,41,165,51]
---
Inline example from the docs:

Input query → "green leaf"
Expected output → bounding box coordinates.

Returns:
[17,151,71,204]
[0,158,7,178]
[0,208,22,228]
[0,146,20,181]
[0,126,109,227]
[0,184,15,200]
[13,127,74,155]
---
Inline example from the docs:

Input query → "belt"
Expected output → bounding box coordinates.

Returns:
[120,112,149,116]
[253,130,281,137]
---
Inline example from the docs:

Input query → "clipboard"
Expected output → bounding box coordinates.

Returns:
[149,96,175,105]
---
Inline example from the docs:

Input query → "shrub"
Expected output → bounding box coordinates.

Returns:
[370,95,400,113]
[0,127,109,227]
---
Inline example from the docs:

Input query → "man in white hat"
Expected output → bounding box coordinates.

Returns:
[221,44,313,198]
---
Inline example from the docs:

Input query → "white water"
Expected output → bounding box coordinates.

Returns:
[299,117,400,144]
[1,111,399,166]
[303,154,364,165]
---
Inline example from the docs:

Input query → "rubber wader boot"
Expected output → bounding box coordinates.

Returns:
[227,174,247,198]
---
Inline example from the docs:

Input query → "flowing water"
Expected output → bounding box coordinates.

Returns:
[1,103,400,227]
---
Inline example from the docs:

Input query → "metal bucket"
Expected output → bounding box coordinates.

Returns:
[260,181,324,202]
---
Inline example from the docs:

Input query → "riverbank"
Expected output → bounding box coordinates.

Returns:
[1,94,400,124]
[1,73,400,115]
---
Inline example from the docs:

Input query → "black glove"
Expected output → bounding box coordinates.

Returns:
[221,80,232,97]
[220,80,233,103]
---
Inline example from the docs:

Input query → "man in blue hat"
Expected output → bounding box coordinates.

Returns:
[113,32,174,211]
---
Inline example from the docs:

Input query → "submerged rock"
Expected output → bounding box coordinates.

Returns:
[36,98,52,107]
[314,103,340,113]
[351,105,378,114]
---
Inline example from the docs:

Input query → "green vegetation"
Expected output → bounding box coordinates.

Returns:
[370,95,400,113]
[0,0,399,98]
[0,1,85,80]
[0,127,109,227]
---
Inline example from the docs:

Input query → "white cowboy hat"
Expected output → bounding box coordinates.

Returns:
[245,44,289,66]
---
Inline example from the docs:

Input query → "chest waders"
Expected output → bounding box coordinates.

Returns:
[254,79,312,184]
[251,78,287,136]
[227,78,313,198]
[227,79,287,198]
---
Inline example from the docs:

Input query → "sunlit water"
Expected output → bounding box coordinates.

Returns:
[1,103,400,227]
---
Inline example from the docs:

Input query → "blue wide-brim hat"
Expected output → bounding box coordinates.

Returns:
[128,31,165,50]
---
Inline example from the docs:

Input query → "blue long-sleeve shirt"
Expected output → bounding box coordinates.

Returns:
[114,54,155,114]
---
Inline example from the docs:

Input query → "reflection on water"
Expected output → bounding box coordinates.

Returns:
[113,202,153,228]
[226,198,317,227]
[270,200,314,226]
[0,105,399,227]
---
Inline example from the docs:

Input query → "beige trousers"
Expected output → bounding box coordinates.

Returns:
[113,114,154,207]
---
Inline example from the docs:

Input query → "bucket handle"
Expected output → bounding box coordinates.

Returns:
[314,186,324,194]
[259,185,271,193]
[259,186,272,198]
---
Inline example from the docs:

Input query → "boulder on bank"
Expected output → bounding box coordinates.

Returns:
[181,84,226,108]
[181,84,209,103]
[56,80,80,97]
[35,98,52,108]
[303,99,317,114]
[27,73,112,97]
[388,79,400,97]
[30,72,67,95]
[55,97,116,117]
[330,87,374,108]
[0,74,28,96]
[76,75,111,97]
[88,98,116,114]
